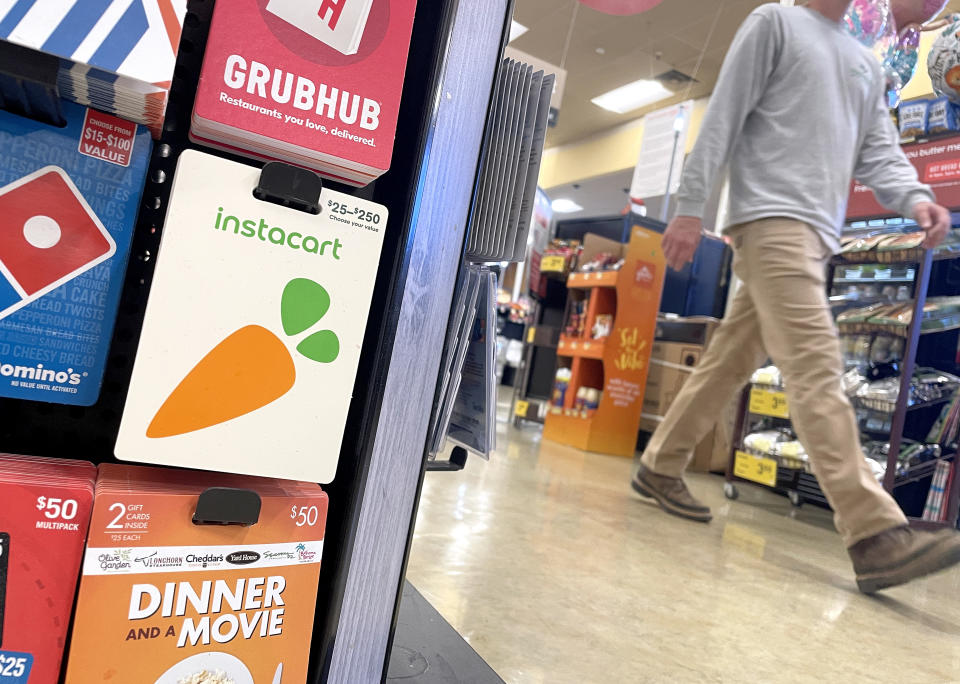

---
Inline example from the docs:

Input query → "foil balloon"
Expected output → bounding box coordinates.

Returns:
[928,16,960,104]
[844,0,905,104]
[844,0,894,47]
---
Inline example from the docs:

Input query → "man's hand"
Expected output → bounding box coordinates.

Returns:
[662,215,704,271]
[913,201,951,249]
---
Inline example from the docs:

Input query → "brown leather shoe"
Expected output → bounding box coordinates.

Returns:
[631,464,712,522]
[849,526,960,594]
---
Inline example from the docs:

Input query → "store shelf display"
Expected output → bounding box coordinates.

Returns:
[543,228,665,457]
[727,224,960,523]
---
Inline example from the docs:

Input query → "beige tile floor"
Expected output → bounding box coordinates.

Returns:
[407,397,960,684]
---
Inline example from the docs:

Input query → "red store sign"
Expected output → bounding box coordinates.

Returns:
[848,136,960,219]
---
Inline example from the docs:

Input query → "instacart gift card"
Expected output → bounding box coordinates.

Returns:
[116,150,386,482]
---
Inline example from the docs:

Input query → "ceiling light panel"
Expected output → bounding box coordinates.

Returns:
[551,198,584,213]
[591,78,673,114]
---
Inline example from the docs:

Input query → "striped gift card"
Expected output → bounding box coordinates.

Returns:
[0,0,185,85]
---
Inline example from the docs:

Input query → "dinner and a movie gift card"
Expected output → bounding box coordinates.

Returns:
[65,464,328,684]
[0,102,151,405]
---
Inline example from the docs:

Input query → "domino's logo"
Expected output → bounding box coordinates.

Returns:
[0,167,115,323]
[265,0,375,55]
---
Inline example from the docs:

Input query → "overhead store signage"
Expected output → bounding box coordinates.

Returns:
[629,100,693,203]
[848,136,960,218]
[116,151,386,483]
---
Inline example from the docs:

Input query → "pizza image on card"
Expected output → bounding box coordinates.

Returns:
[0,167,116,322]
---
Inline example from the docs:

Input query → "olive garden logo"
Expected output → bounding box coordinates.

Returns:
[146,278,339,438]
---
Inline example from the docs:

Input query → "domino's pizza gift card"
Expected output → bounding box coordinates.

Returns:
[0,102,151,405]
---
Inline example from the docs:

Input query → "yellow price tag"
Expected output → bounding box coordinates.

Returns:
[749,388,789,418]
[734,451,777,487]
[527,327,536,344]
[541,255,566,272]
[514,400,530,418]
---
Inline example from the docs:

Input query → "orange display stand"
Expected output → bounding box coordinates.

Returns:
[542,225,665,457]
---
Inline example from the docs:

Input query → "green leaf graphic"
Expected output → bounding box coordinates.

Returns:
[281,278,330,336]
[297,330,340,363]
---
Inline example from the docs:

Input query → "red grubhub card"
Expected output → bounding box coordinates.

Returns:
[0,168,115,305]
[194,0,417,174]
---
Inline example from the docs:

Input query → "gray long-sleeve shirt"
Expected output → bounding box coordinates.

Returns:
[675,3,934,252]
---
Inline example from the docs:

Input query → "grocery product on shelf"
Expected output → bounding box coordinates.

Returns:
[899,98,929,138]
[750,366,783,388]
[551,368,572,407]
[921,459,953,521]
[190,0,418,185]
[852,368,960,412]
[564,300,587,338]
[927,96,960,134]
[64,464,327,684]
[592,314,613,340]
[0,455,96,684]
[578,252,623,273]
[0,101,151,405]
[0,1,187,136]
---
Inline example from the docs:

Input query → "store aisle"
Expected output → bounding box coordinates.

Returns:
[407,397,960,684]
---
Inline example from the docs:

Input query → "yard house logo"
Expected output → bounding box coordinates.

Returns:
[265,0,375,55]
[147,277,340,438]
[226,551,261,565]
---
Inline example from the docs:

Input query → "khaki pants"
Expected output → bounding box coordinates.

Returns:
[642,218,906,546]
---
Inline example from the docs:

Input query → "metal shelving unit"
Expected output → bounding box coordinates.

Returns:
[725,241,960,527]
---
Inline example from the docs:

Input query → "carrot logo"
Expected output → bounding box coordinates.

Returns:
[146,278,339,438]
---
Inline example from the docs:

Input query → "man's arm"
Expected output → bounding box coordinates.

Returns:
[854,84,949,248]
[664,9,780,270]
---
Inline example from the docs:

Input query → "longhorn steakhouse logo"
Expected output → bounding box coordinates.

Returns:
[265,0,376,55]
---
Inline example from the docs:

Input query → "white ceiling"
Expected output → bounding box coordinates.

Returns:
[547,168,634,219]
[510,0,770,147]
[513,0,960,148]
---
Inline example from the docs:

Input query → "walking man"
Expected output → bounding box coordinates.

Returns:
[633,0,960,593]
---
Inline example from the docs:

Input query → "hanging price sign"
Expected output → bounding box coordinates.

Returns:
[734,451,778,488]
[749,387,789,418]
